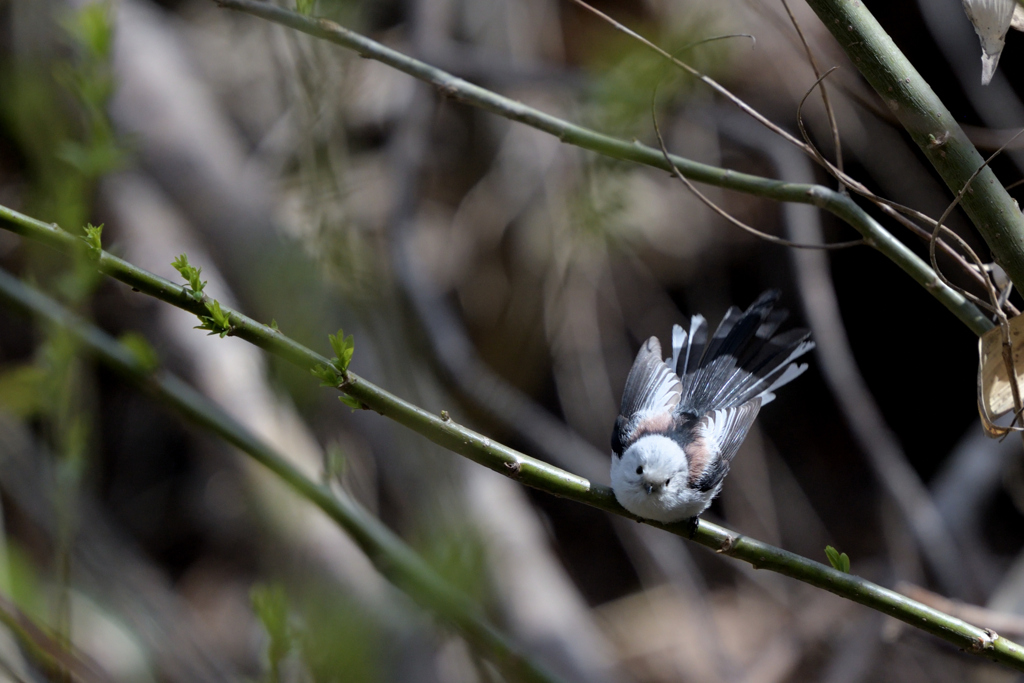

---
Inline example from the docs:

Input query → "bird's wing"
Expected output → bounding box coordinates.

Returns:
[670,324,687,375]
[612,337,682,455]
[684,399,762,491]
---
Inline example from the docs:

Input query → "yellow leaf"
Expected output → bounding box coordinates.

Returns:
[978,314,1024,436]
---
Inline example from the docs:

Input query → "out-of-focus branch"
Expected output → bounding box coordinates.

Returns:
[932,425,1019,557]
[0,591,108,683]
[0,269,565,683]
[0,411,241,683]
[4,212,1024,669]
[804,0,1024,294]
[211,0,992,335]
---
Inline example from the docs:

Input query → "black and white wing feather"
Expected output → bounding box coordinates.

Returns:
[684,399,763,492]
[611,337,682,456]
[679,290,814,413]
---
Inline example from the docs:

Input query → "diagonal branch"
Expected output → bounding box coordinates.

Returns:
[210,0,992,335]
[3,207,1024,669]
[804,0,1024,294]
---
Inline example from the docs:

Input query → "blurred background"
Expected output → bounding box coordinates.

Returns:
[1,0,1024,680]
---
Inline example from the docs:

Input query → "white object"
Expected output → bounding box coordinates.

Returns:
[610,292,813,523]
[962,0,1016,84]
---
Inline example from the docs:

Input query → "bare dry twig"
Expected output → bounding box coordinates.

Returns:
[780,0,844,184]
[568,0,813,155]
[651,104,863,250]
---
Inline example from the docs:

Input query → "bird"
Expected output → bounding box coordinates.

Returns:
[610,290,813,528]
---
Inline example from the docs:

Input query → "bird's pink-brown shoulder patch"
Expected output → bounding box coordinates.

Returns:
[684,436,713,486]
[631,411,674,439]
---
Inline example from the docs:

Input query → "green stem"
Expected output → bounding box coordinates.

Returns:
[1,211,1022,669]
[0,267,563,683]
[211,0,991,336]
[804,0,1024,293]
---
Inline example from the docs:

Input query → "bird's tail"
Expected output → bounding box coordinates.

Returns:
[669,290,813,413]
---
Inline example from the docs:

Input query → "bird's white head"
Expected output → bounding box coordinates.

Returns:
[611,434,703,523]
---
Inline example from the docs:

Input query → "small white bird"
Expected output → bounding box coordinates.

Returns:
[610,291,813,528]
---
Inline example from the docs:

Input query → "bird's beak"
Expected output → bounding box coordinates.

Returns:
[644,483,654,495]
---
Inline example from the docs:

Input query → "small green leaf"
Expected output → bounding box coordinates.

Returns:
[170,253,192,280]
[296,0,315,15]
[339,337,354,370]
[118,332,160,373]
[269,319,279,332]
[208,300,231,328]
[328,329,355,373]
[81,223,103,260]
[65,2,115,59]
[171,253,207,297]
[195,300,232,338]
[311,364,341,387]
[251,583,292,677]
[825,545,850,573]
[328,329,346,359]
[339,394,363,411]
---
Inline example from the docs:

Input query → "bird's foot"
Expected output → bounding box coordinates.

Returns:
[685,516,699,539]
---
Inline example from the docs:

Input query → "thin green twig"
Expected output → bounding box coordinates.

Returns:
[0,267,563,683]
[210,0,991,336]
[1,209,1023,669]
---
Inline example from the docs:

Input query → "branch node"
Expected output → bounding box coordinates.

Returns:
[440,410,450,422]
[970,628,998,652]
[717,533,738,554]
[504,460,522,477]
[928,132,950,149]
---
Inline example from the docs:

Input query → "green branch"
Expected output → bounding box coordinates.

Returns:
[0,267,563,683]
[211,0,992,336]
[804,0,1024,293]
[2,209,1023,669]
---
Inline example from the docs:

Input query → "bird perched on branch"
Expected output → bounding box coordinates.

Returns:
[610,290,813,527]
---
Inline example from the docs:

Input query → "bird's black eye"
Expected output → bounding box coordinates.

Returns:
[636,466,643,475]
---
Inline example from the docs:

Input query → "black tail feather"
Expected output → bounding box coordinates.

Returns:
[679,291,812,413]
[698,305,746,366]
